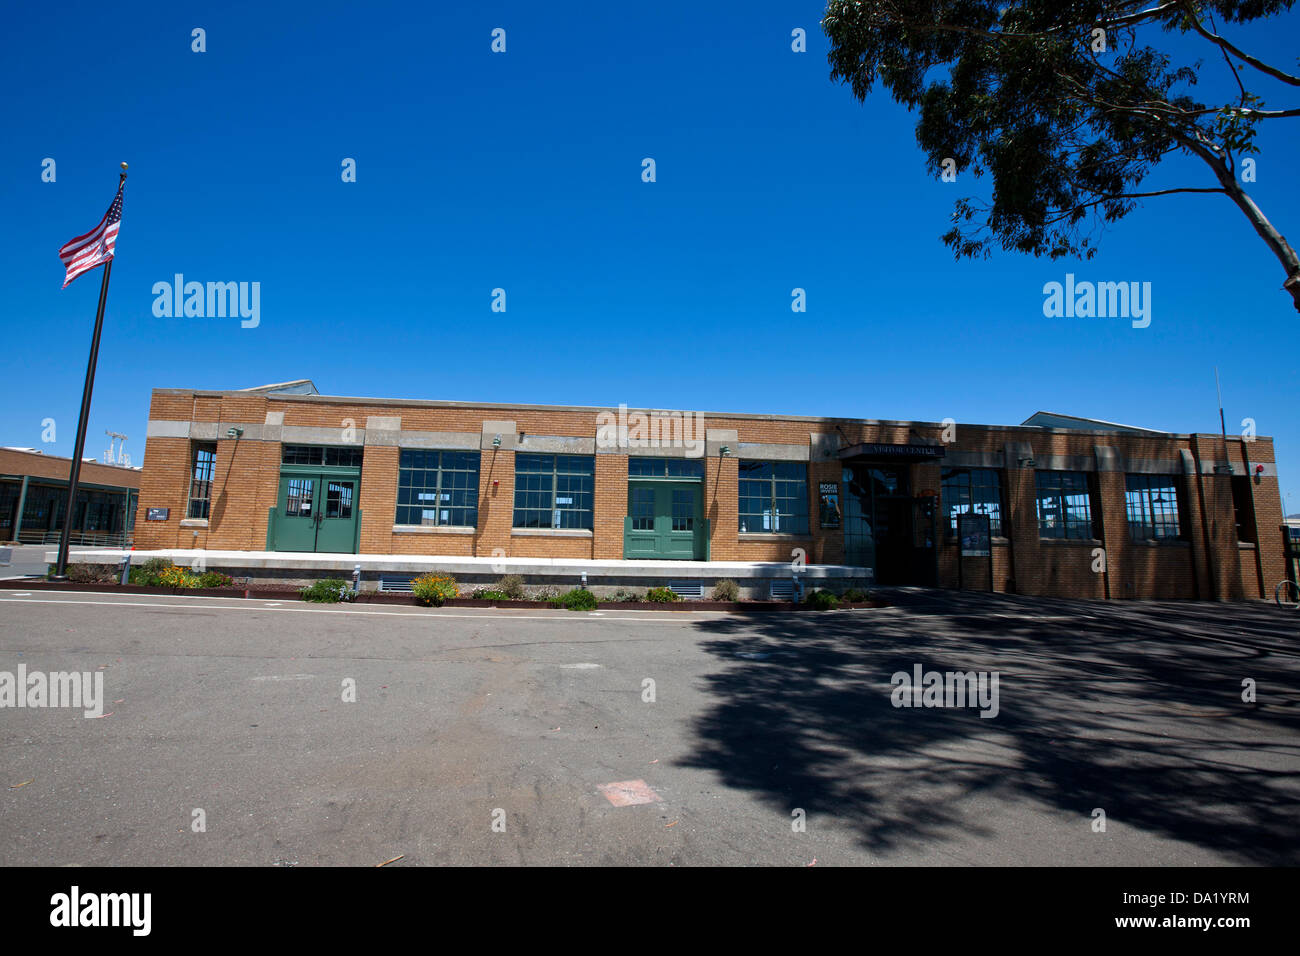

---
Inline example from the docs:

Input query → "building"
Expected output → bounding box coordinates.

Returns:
[130,380,1289,601]
[1,447,140,546]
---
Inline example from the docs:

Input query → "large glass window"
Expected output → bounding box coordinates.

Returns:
[281,444,363,467]
[1125,474,1182,541]
[187,442,216,519]
[738,461,809,534]
[1035,471,1095,539]
[628,457,705,479]
[396,450,480,527]
[513,454,595,529]
[941,468,1003,537]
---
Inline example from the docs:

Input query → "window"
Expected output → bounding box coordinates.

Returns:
[941,468,1003,537]
[738,461,809,534]
[1125,475,1182,541]
[1231,476,1257,543]
[1035,471,1095,539]
[187,442,216,519]
[396,450,480,527]
[281,444,363,467]
[513,454,594,529]
[628,457,705,479]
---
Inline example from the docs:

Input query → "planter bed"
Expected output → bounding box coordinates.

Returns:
[0,579,886,611]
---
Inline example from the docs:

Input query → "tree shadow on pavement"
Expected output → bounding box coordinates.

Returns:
[680,588,1300,863]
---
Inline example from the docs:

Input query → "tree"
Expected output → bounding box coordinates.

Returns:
[822,1,1300,310]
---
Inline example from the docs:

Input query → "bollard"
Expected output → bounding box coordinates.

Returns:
[119,554,131,586]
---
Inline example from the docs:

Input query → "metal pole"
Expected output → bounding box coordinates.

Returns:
[53,167,126,577]
[1215,367,1231,471]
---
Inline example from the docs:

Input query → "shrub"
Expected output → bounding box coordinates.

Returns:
[646,586,682,603]
[530,586,560,601]
[141,557,172,577]
[806,589,840,611]
[158,565,201,589]
[496,574,526,600]
[125,557,174,587]
[472,588,511,601]
[68,563,120,584]
[301,578,354,603]
[608,588,643,603]
[196,571,236,589]
[411,573,458,607]
[710,579,740,602]
[552,588,598,611]
[841,587,869,603]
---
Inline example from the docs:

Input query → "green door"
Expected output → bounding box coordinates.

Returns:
[624,481,702,559]
[273,471,359,553]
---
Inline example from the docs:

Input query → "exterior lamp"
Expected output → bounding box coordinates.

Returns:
[492,434,501,448]
[720,445,731,457]
[226,427,244,439]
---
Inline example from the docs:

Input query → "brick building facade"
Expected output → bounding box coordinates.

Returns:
[133,382,1288,601]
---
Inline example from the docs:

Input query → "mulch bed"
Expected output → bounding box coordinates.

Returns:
[0,578,886,612]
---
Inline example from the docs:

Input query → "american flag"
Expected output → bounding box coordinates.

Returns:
[58,180,124,289]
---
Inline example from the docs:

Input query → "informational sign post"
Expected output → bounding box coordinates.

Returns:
[959,513,991,557]
[818,482,841,529]
[957,513,993,591]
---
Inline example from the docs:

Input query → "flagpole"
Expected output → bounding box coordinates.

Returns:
[53,163,127,580]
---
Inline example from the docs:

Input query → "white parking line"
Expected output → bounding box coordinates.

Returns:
[0,594,721,624]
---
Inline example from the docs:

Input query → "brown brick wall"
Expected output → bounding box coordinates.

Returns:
[133,388,1288,602]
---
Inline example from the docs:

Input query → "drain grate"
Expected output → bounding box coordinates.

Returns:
[378,575,414,593]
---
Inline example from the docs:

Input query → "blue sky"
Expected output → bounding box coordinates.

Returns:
[3,1,1298,514]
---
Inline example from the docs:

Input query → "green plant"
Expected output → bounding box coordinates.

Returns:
[646,586,682,603]
[608,588,643,603]
[496,574,526,600]
[530,586,560,601]
[158,565,201,589]
[141,557,172,577]
[301,578,354,603]
[806,589,840,611]
[472,588,511,601]
[841,587,869,602]
[551,588,598,611]
[196,571,236,588]
[710,579,740,602]
[125,557,174,587]
[410,573,458,607]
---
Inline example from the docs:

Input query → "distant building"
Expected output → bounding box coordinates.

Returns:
[131,381,1289,601]
[0,447,141,545]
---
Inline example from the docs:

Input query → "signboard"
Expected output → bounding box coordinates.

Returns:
[146,508,169,521]
[818,482,840,529]
[958,513,991,557]
[845,443,945,459]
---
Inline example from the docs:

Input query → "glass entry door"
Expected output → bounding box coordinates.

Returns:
[624,481,703,559]
[273,471,360,553]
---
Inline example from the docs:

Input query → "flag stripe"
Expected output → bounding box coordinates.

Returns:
[59,181,124,289]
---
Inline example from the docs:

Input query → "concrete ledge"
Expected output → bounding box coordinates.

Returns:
[49,548,872,581]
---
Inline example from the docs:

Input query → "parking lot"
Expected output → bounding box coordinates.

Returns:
[1,588,1297,866]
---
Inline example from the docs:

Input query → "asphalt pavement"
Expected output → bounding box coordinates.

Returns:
[1,588,1296,866]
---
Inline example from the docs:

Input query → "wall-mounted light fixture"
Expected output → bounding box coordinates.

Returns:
[720,445,731,457]
[1017,456,1035,468]
[492,434,501,448]
[226,426,244,439]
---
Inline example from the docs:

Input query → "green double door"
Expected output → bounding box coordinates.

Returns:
[273,468,360,553]
[624,481,704,560]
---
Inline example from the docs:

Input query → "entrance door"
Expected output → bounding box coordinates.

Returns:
[274,472,359,553]
[624,482,702,559]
